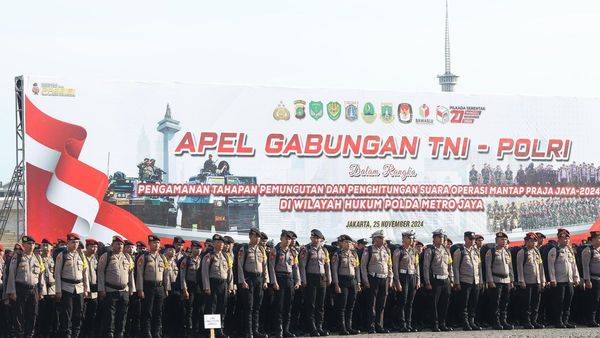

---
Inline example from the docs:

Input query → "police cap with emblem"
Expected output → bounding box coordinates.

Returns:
[310,229,325,240]
[249,227,261,237]
[402,230,416,239]
[136,240,147,248]
[495,231,508,239]
[371,230,385,239]
[280,230,293,239]
[432,228,446,238]
[590,231,600,239]
[464,231,476,240]
[21,235,36,244]
[124,240,135,246]
[535,232,546,239]
[357,238,368,245]
[524,232,538,241]
[337,234,354,242]
[66,233,80,241]
[223,236,235,244]
[212,234,224,242]
[260,232,268,241]
[173,236,185,245]
[557,228,570,238]
[190,240,201,248]
[147,234,161,243]
[112,235,125,244]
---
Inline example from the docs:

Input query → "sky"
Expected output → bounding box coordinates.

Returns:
[1,0,599,183]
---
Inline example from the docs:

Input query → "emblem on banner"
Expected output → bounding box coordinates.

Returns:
[309,101,324,120]
[327,101,342,121]
[345,101,358,121]
[273,101,290,121]
[416,104,433,125]
[398,103,413,123]
[32,83,40,95]
[436,105,449,124]
[419,104,430,117]
[294,100,306,119]
[362,102,376,123]
[381,102,394,123]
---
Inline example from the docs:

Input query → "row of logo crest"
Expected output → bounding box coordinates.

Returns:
[273,101,456,124]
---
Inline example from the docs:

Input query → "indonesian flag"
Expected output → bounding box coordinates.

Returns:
[25,96,152,242]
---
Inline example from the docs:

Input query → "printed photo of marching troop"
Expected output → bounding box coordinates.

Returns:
[469,162,600,186]
[486,198,600,233]
[2,226,600,338]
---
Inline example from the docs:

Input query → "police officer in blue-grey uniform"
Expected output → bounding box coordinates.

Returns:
[392,230,420,332]
[299,229,332,337]
[423,228,454,332]
[332,234,361,335]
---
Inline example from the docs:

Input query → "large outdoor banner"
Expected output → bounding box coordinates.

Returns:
[21,76,600,244]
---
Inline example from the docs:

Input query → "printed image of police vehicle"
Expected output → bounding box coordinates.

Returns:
[104,171,177,227]
[178,161,259,233]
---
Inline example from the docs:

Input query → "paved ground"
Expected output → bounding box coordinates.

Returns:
[325,328,600,338]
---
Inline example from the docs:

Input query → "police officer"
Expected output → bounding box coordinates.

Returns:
[548,228,579,328]
[360,230,392,334]
[392,230,420,332]
[222,236,238,337]
[331,234,360,335]
[37,239,57,337]
[137,234,170,338]
[173,236,186,262]
[181,240,203,336]
[485,231,514,330]
[268,230,300,338]
[202,234,235,338]
[582,230,600,326]
[299,229,331,337]
[6,235,46,338]
[238,227,269,338]
[516,232,545,329]
[82,238,99,338]
[163,243,183,337]
[98,235,136,338]
[453,231,483,331]
[423,229,453,332]
[55,233,89,338]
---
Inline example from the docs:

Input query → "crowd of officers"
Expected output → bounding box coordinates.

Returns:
[469,162,600,186]
[1,226,600,338]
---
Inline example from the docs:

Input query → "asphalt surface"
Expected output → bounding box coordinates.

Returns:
[323,327,600,338]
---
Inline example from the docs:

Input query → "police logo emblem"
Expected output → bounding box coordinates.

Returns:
[273,101,290,121]
[327,101,342,121]
[381,103,394,123]
[345,101,358,122]
[436,105,449,124]
[398,103,413,124]
[309,101,324,120]
[294,100,306,119]
[362,102,376,123]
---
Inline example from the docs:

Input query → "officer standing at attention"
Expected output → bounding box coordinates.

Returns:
[361,230,393,334]
[485,231,514,330]
[163,243,182,337]
[423,229,453,332]
[548,228,579,328]
[202,234,234,338]
[238,227,269,338]
[392,230,420,333]
[181,240,203,336]
[38,239,57,337]
[98,235,136,338]
[582,231,600,327]
[516,232,545,329]
[269,230,301,338]
[452,231,483,331]
[299,229,331,337]
[6,235,46,338]
[82,238,99,338]
[137,234,170,338]
[55,233,89,338]
[331,234,361,335]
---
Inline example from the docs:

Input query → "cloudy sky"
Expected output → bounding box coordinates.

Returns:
[1,0,599,182]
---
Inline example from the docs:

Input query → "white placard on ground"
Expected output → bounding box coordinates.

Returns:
[204,314,221,329]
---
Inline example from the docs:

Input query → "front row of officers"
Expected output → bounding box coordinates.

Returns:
[2,226,600,338]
